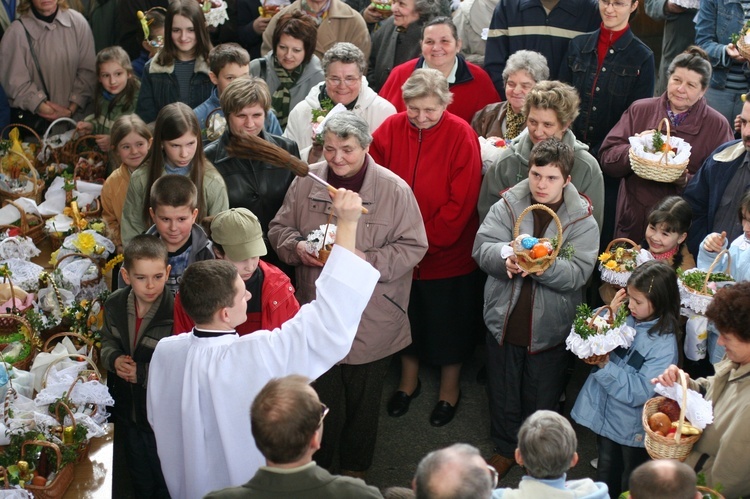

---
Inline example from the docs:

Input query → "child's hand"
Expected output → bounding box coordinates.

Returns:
[584,354,609,368]
[94,134,111,152]
[114,355,137,383]
[76,121,94,135]
[703,231,727,253]
[651,364,687,387]
[610,288,627,312]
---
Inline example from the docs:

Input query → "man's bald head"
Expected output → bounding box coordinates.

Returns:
[414,444,493,499]
[629,460,700,499]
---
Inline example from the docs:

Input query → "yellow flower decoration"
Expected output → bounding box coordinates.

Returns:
[614,247,625,260]
[103,254,124,274]
[598,252,612,263]
[49,248,60,266]
[89,222,105,233]
[80,300,89,308]
[604,260,618,270]
[62,206,73,217]
[72,232,96,255]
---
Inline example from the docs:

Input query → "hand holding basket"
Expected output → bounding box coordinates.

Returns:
[512,204,563,274]
[629,117,690,183]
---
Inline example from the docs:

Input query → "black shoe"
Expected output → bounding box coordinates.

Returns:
[387,379,421,417]
[429,391,461,427]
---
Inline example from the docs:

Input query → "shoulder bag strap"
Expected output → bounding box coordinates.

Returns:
[17,18,50,98]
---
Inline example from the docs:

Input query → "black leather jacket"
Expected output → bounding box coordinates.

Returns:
[205,130,299,271]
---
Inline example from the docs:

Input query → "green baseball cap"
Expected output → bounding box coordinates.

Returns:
[210,208,267,261]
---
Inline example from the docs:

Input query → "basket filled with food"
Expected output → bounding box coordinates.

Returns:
[305,212,336,264]
[370,0,393,16]
[512,204,563,274]
[628,117,691,183]
[598,238,652,287]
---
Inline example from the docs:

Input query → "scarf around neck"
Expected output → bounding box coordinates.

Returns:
[272,56,305,128]
[505,105,526,140]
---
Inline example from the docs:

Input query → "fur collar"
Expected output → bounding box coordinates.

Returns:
[149,55,210,75]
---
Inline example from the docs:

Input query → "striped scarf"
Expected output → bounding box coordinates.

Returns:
[300,0,330,24]
[272,57,305,129]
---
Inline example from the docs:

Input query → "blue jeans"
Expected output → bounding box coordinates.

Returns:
[707,322,727,364]
[706,86,745,131]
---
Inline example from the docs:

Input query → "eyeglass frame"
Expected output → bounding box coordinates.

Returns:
[325,76,361,87]
[598,0,631,8]
[318,403,330,428]
[486,464,499,489]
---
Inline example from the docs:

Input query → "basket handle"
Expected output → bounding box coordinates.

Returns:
[54,252,102,273]
[321,208,335,249]
[21,440,63,473]
[54,399,77,428]
[0,312,36,344]
[0,465,9,489]
[43,331,95,354]
[6,149,41,196]
[1,123,43,146]
[41,353,101,389]
[673,370,689,443]
[604,238,640,253]
[702,249,732,293]
[512,203,564,259]
[42,117,78,143]
[586,305,614,329]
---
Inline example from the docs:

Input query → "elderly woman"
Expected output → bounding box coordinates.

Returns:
[204,76,300,272]
[370,69,483,427]
[0,0,95,134]
[367,0,438,93]
[284,42,396,163]
[379,17,500,124]
[268,112,428,478]
[478,80,605,229]
[471,50,548,172]
[599,46,733,244]
[249,11,324,130]
[654,281,750,499]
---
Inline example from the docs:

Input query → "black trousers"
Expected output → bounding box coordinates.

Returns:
[596,435,650,499]
[312,356,392,472]
[486,334,569,457]
[118,421,170,498]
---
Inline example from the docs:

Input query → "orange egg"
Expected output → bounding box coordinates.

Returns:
[31,476,47,487]
[531,243,549,259]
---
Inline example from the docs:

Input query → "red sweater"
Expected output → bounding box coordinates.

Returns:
[370,111,481,280]
[173,260,300,335]
[379,56,501,124]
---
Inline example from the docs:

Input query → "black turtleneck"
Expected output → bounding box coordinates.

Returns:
[31,4,57,23]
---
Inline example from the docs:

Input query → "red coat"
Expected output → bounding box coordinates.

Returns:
[370,111,482,280]
[379,56,501,124]
[173,260,300,335]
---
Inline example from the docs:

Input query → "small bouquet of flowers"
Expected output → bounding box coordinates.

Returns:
[311,101,346,146]
[305,222,336,263]
[598,238,652,287]
[565,304,636,359]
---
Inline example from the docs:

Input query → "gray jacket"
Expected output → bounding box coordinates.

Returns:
[478,128,604,229]
[473,180,599,353]
[249,53,325,125]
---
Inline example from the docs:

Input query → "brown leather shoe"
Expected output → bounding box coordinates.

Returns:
[487,453,517,481]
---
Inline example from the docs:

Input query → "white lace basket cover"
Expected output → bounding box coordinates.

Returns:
[599,249,653,287]
[204,1,229,27]
[566,308,636,359]
[654,382,713,430]
[678,268,734,316]
[0,236,40,262]
[0,259,44,293]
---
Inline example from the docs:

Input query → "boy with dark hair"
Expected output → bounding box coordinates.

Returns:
[146,175,213,295]
[473,138,599,480]
[100,234,173,498]
[193,42,282,137]
[147,189,380,499]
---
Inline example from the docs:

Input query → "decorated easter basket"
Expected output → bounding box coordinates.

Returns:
[642,371,700,461]
[20,440,74,498]
[598,238,642,287]
[566,304,636,359]
[0,149,44,205]
[512,204,562,273]
[629,118,689,183]
[678,250,735,315]
[370,0,393,16]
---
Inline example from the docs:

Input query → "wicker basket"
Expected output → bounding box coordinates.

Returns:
[55,253,105,293]
[72,135,107,184]
[370,0,393,16]
[512,204,563,273]
[52,398,91,463]
[43,331,100,366]
[642,371,700,461]
[315,210,336,265]
[21,440,74,498]
[1,123,42,170]
[0,313,38,371]
[0,199,46,245]
[629,117,689,183]
[697,485,725,499]
[737,33,750,61]
[678,250,733,315]
[599,238,640,287]
[0,149,45,205]
[41,353,102,390]
[0,274,31,333]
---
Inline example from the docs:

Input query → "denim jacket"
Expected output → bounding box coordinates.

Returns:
[559,27,655,156]
[136,55,214,123]
[571,316,678,447]
[695,0,746,89]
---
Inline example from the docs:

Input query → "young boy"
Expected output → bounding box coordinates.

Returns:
[472,138,600,480]
[100,235,173,498]
[147,189,380,499]
[145,174,214,295]
[193,43,282,139]
[172,207,300,334]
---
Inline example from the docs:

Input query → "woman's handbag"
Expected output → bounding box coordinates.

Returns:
[9,19,52,137]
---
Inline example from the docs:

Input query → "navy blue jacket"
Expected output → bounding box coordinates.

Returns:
[559,27,655,157]
[684,139,747,257]
[484,0,600,96]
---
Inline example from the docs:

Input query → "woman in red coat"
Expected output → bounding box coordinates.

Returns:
[379,16,500,124]
[370,68,483,427]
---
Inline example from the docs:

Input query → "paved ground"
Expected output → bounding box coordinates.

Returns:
[112,346,600,497]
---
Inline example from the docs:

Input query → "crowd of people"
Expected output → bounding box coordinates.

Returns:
[1,0,750,497]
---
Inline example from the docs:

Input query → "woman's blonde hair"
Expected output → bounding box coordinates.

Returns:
[522,80,580,127]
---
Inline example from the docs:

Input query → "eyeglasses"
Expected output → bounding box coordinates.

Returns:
[486,464,499,488]
[318,403,330,427]
[326,76,360,87]
[599,0,630,8]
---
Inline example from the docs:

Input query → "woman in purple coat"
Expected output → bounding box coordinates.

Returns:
[599,46,733,245]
